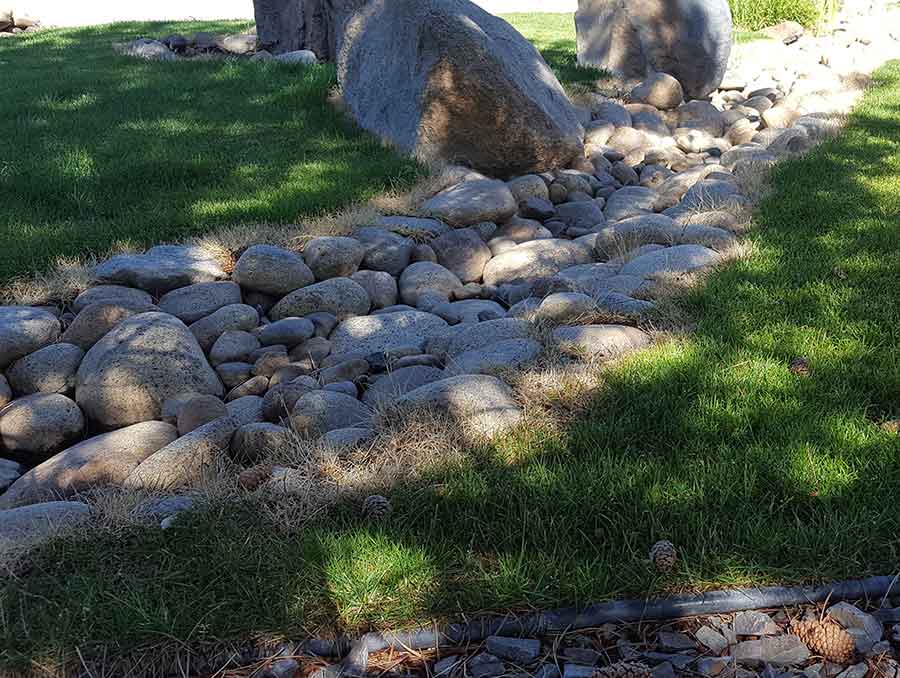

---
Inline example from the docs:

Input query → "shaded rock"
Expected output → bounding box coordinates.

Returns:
[553,324,650,358]
[262,379,319,422]
[421,180,518,227]
[125,416,238,490]
[444,338,542,376]
[630,72,684,110]
[678,100,726,137]
[362,366,445,408]
[593,214,679,258]
[226,375,269,401]
[230,422,293,463]
[116,38,176,61]
[575,0,732,98]
[76,312,223,428]
[190,304,260,351]
[536,292,597,323]
[304,236,366,280]
[0,501,90,543]
[399,262,463,306]
[0,306,60,369]
[61,301,156,350]
[270,278,370,321]
[620,244,721,278]
[291,391,372,435]
[0,458,24,493]
[72,285,153,314]
[395,374,523,437]
[6,343,84,396]
[94,245,226,293]
[209,331,260,366]
[338,0,584,177]
[275,49,317,64]
[555,201,606,230]
[0,394,85,461]
[322,427,374,448]
[0,422,178,508]
[375,215,450,239]
[433,318,533,359]
[432,229,493,283]
[354,227,414,277]
[486,636,541,664]
[508,175,550,203]
[176,394,228,435]
[733,611,779,636]
[330,311,448,359]
[158,281,242,324]
[232,244,314,297]
[732,636,810,667]
[319,358,369,385]
[605,186,658,221]
[483,240,593,287]
[432,299,506,324]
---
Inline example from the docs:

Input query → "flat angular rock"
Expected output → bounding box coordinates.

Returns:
[696,626,730,654]
[553,324,650,359]
[828,602,883,648]
[76,312,224,428]
[444,338,542,377]
[421,180,517,227]
[125,416,238,490]
[330,310,447,360]
[0,422,178,508]
[0,306,60,369]
[733,611,779,636]
[396,374,523,437]
[232,244,315,297]
[732,636,809,667]
[483,240,594,287]
[575,0,732,98]
[339,0,584,177]
[486,636,541,664]
[94,245,226,293]
[270,278,370,321]
[0,501,90,543]
[7,343,84,396]
[620,244,721,278]
[158,281,242,324]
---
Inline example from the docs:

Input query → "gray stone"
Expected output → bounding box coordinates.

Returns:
[77,312,224,428]
[733,611,779,636]
[432,229,493,283]
[657,632,696,651]
[508,175,550,203]
[158,281,242,324]
[6,343,84,396]
[395,374,523,437]
[399,262,463,306]
[0,458,23,493]
[828,602,883,649]
[176,394,228,435]
[836,664,868,678]
[338,0,584,177]
[434,655,462,676]
[432,299,506,324]
[553,324,650,358]
[482,240,593,287]
[678,101,726,137]
[351,270,398,309]
[330,311,448,360]
[678,180,745,212]
[71,285,153,313]
[593,214,680,258]
[322,381,358,397]
[274,49,317,64]
[697,658,731,676]
[291,391,372,435]
[630,72,684,110]
[125,416,238,490]
[94,245,226,293]
[485,636,541,664]
[0,501,91,543]
[536,292,598,323]
[304,236,367,280]
[61,301,157,350]
[575,0,732,98]
[258,317,316,346]
[620,244,721,278]
[230,422,293,463]
[421,180,518,227]
[555,201,606,230]
[319,358,369,385]
[232,244,315,297]
[321,427,374,448]
[732,636,809,667]
[0,422,178,508]
[262,379,319,422]
[696,626,730,654]
[209,331,260,366]
[375,215,450,239]
[190,304,260,351]
[226,375,269,401]
[270,278,370,321]
[0,394,85,461]
[445,337,542,377]
[605,186,659,221]
[0,306,60,369]
[116,38,176,61]
[563,664,595,678]
[589,95,631,127]
[354,227,414,277]
[362,366,445,408]
[721,144,777,171]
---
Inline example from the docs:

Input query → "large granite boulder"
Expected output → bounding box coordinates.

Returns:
[337,0,584,178]
[75,312,224,429]
[575,0,733,99]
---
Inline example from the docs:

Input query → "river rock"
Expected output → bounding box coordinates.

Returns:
[444,338,542,377]
[330,311,448,359]
[0,501,91,543]
[553,324,651,358]
[0,306,60,369]
[270,278,370,321]
[60,301,157,350]
[6,343,84,396]
[338,0,584,177]
[0,394,85,461]
[353,227,415,276]
[230,422,293,463]
[304,236,367,280]
[158,281,242,324]
[421,180,518,227]
[620,244,721,278]
[399,262,463,306]
[351,270,399,309]
[190,304,260,351]
[232,244,315,296]
[362,366,445,408]
[71,285,153,313]
[432,229,493,283]
[291,391,372,435]
[0,422,178,508]
[76,312,223,429]
[482,240,593,286]
[94,245,226,293]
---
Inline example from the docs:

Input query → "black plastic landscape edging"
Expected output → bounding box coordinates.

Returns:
[297,575,899,676]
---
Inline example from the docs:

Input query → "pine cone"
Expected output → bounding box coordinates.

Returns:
[595,661,652,678]
[789,357,811,376]
[239,464,274,491]
[792,619,855,664]
[362,494,392,521]
[649,540,678,572]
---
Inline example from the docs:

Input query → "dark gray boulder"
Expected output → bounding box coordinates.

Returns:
[575,0,733,99]
[337,0,584,178]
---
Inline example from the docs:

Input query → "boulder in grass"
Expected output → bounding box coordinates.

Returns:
[94,245,225,293]
[553,324,651,359]
[338,0,584,178]
[575,0,733,99]
[0,422,178,508]
[0,501,91,544]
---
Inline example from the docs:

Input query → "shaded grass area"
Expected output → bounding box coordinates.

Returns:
[0,21,418,285]
[4,53,900,670]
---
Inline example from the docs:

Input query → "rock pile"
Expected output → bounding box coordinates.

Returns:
[114,29,316,63]
[0,7,39,37]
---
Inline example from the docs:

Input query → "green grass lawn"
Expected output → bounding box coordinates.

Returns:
[0,21,418,286]
[3,16,900,673]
